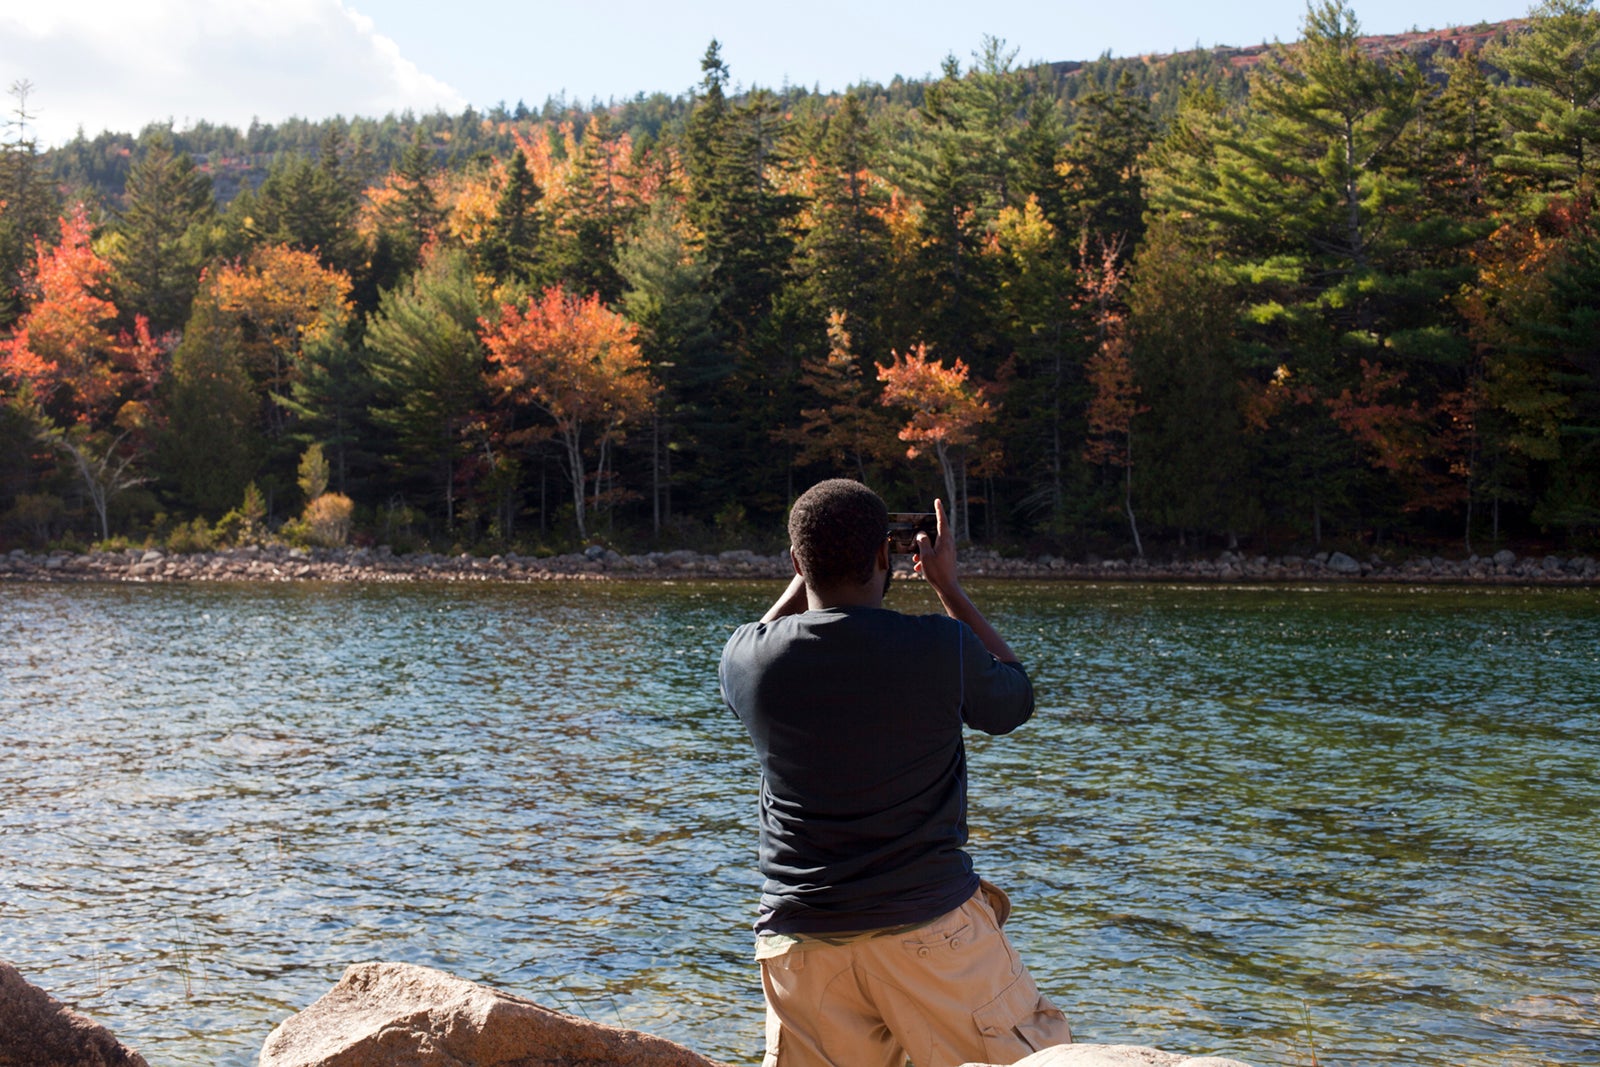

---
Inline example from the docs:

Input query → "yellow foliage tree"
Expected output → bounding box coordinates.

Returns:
[205,244,352,438]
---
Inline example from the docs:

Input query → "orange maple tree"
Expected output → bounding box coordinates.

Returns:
[1078,235,1148,556]
[3,207,130,421]
[1,206,165,538]
[482,286,656,538]
[1324,358,1432,475]
[877,342,996,541]
[778,311,897,479]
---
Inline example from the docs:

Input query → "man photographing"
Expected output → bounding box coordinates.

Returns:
[719,478,1073,1067]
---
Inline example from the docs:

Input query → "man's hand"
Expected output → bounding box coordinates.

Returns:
[913,497,959,595]
[915,498,1021,664]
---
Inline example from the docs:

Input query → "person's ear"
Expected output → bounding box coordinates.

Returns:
[875,539,890,572]
[790,546,805,578]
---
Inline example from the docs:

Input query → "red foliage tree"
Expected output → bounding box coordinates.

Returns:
[1,207,165,539]
[877,342,996,541]
[482,286,656,538]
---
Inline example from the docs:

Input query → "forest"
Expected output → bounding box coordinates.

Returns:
[0,0,1596,559]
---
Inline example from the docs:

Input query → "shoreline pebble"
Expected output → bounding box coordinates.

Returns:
[1,544,1595,585]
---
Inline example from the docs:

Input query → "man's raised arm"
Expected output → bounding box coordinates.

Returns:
[759,570,809,623]
[914,498,1021,663]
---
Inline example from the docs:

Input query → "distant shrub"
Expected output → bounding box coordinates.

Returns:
[304,492,354,547]
[298,444,330,503]
[277,518,312,549]
[215,482,267,546]
[166,518,215,554]
[4,494,65,546]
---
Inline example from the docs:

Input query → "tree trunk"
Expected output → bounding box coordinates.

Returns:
[54,430,141,543]
[651,409,661,537]
[1345,118,1365,269]
[560,428,587,540]
[1124,456,1143,559]
[1052,347,1064,523]
[934,441,960,542]
[592,435,608,524]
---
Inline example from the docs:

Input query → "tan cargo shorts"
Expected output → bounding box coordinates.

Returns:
[755,880,1072,1067]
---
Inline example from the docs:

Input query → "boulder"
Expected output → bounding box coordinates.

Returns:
[259,961,733,1067]
[1325,551,1362,575]
[0,961,148,1067]
[963,1045,1251,1067]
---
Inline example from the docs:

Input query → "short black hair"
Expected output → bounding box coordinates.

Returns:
[788,479,888,588]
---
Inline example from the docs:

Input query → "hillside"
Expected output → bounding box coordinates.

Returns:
[43,18,1527,209]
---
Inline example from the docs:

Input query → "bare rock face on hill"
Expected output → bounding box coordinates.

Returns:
[259,961,736,1067]
[0,961,149,1067]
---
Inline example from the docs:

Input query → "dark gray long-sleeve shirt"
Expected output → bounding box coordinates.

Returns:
[720,604,1034,935]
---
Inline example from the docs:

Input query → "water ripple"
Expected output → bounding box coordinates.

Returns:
[2,580,1596,1066]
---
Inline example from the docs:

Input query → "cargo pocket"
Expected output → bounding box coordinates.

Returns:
[972,970,1073,1061]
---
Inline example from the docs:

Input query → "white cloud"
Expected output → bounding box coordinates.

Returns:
[0,0,467,146]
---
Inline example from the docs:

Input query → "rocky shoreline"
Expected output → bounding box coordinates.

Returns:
[1,543,1597,585]
[3,957,1254,1067]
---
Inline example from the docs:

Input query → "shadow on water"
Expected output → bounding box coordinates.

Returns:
[2,579,1597,1066]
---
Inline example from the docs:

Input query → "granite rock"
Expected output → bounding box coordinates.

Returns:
[0,961,149,1067]
[259,961,733,1067]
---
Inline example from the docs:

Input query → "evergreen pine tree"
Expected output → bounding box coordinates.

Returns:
[109,136,214,334]
[795,93,892,363]
[0,81,61,329]
[363,247,485,528]
[482,147,543,285]
[1056,69,1154,253]
[1490,0,1600,196]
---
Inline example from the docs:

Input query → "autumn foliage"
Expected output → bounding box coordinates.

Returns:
[1,208,160,426]
[877,344,998,540]
[483,286,655,537]
[4,5,1599,554]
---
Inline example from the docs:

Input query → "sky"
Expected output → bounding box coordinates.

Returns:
[1,0,1535,148]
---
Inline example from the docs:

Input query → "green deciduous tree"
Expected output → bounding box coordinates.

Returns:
[160,298,264,517]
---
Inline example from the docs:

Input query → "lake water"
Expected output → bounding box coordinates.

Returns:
[1,579,1597,1066]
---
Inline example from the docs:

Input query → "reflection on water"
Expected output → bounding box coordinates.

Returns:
[1,580,1597,1066]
